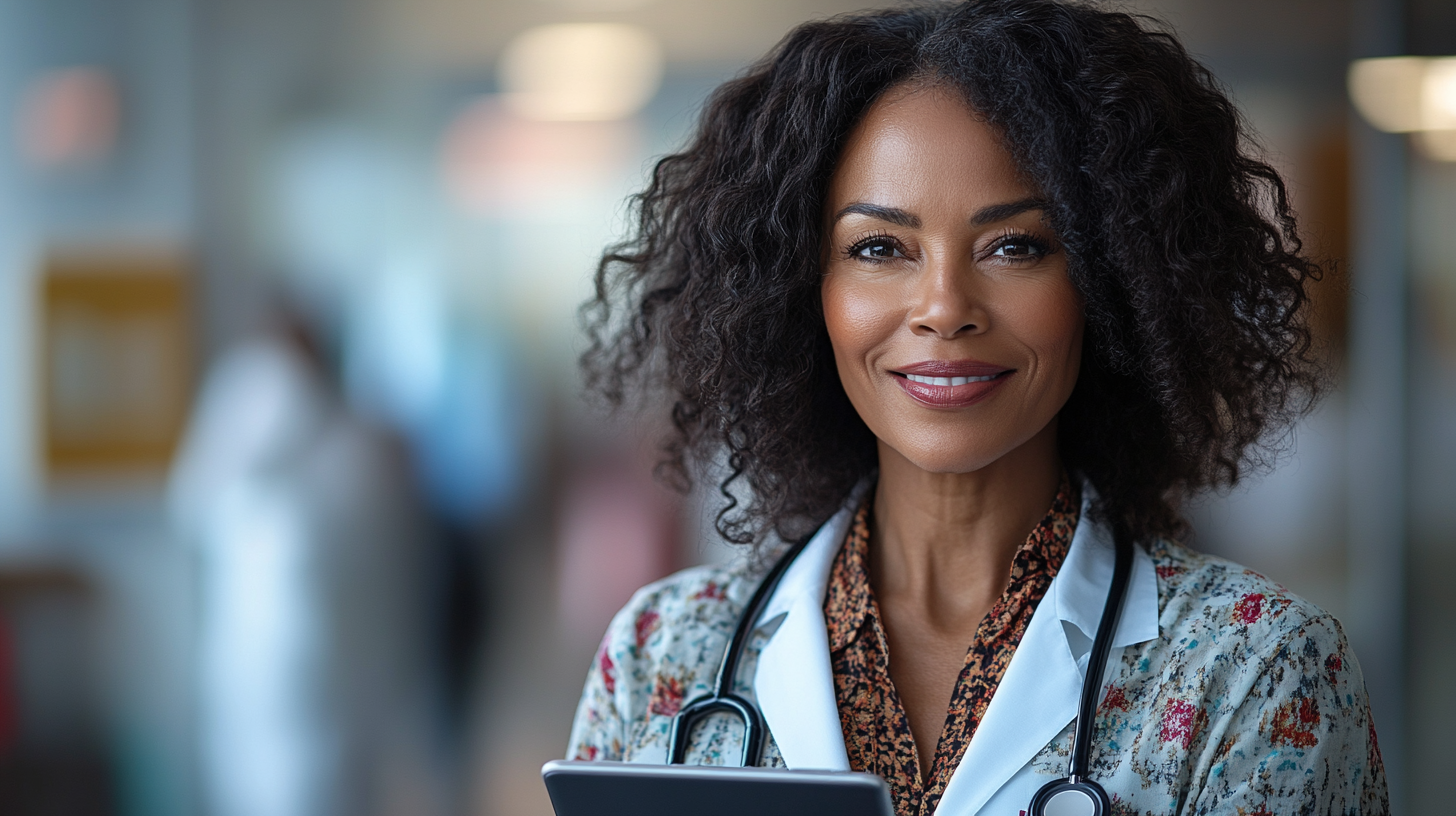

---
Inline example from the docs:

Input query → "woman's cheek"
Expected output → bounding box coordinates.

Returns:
[822,274,900,404]
[1017,274,1084,395]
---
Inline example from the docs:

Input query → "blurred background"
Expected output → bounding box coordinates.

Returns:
[0,0,1448,814]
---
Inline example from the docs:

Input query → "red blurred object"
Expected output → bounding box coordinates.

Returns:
[16,67,120,169]
[438,96,637,215]
[556,455,683,645]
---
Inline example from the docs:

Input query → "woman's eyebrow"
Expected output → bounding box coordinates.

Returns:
[832,198,1047,229]
[970,197,1048,226]
[832,203,921,228]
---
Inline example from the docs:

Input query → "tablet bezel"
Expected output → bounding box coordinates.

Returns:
[541,759,895,816]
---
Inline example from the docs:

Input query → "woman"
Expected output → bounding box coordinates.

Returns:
[568,1,1388,814]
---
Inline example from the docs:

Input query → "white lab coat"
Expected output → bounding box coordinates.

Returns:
[749,488,1159,814]
[569,486,1386,814]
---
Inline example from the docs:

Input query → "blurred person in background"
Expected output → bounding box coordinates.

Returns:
[566,1,1387,815]
[170,311,446,816]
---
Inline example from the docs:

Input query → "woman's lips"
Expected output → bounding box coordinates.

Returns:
[891,361,1013,408]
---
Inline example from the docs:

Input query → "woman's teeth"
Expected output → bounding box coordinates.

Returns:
[904,373,999,386]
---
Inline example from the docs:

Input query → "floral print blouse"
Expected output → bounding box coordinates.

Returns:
[568,508,1388,815]
[826,481,1078,816]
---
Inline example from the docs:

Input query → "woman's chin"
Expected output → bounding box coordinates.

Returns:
[876,420,1056,478]
[880,441,1005,476]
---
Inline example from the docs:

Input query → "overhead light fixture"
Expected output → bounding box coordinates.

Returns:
[1415,130,1456,162]
[499,23,664,122]
[1349,56,1456,161]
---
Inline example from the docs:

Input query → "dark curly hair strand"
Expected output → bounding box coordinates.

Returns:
[581,0,1323,548]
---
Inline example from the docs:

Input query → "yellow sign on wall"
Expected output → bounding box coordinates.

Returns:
[41,251,192,477]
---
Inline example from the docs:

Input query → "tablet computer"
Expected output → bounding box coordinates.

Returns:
[541,760,895,816]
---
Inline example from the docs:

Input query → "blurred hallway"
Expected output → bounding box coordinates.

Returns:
[0,1,1447,814]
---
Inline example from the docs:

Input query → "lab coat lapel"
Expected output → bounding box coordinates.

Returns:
[935,496,1160,815]
[936,574,1082,815]
[751,498,859,771]
[1050,503,1161,653]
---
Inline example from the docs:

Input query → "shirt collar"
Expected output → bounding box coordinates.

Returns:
[820,475,1083,654]
[755,477,1160,655]
[750,477,1161,775]
[823,502,874,653]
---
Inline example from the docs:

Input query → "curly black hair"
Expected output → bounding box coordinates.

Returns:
[582,0,1323,547]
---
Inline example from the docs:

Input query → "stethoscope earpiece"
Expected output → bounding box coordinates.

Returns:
[1028,777,1110,816]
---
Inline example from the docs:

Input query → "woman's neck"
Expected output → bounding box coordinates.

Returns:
[869,421,1063,631]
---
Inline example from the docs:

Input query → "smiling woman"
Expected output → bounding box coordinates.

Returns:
[821,84,1083,476]
[818,86,1088,774]
[569,1,1386,815]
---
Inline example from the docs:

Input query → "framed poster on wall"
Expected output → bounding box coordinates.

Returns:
[41,250,192,478]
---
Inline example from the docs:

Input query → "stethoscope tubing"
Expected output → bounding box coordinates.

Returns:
[1068,528,1132,781]
[668,515,1134,816]
[1027,527,1132,816]
[668,536,809,766]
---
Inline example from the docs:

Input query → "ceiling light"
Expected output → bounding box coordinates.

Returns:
[1421,59,1456,131]
[499,23,663,122]
[1415,130,1456,163]
[1349,56,1456,162]
[1348,57,1429,133]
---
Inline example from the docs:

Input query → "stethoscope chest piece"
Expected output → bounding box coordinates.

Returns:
[1028,777,1109,816]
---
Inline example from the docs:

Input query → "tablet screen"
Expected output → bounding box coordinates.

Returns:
[542,760,895,816]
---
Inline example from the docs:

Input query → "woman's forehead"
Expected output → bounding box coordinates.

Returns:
[826,84,1034,221]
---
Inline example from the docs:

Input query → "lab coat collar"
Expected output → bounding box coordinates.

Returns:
[935,485,1160,815]
[751,482,867,770]
[751,479,1161,812]
[1050,485,1161,656]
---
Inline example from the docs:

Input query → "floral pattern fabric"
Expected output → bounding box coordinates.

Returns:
[824,481,1078,816]
[568,527,1388,815]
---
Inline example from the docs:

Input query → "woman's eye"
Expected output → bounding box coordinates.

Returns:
[989,235,1049,261]
[848,238,904,260]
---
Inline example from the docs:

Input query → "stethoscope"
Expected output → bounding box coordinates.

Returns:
[668,519,1134,816]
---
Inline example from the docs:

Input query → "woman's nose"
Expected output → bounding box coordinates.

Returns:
[907,253,988,339]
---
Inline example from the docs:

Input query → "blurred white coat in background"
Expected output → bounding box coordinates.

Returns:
[170,335,442,816]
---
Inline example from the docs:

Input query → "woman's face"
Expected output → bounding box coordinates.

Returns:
[821,84,1084,475]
